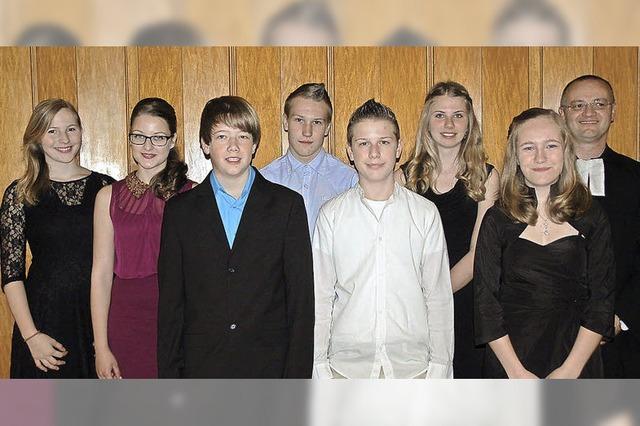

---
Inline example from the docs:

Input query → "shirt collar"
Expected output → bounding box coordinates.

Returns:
[355,181,401,205]
[209,166,256,202]
[286,148,328,175]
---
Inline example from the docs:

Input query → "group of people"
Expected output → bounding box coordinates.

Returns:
[0,74,637,379]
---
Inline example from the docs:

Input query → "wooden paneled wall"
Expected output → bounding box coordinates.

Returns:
[0,46,638,377]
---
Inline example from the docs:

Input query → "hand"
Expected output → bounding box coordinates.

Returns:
[546,365,578,379]
[26,333,68,372]
[614,314,622,336]
[95,347,122,379]
[508,368,538,379]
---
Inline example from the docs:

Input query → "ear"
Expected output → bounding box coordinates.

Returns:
[169,134,177,150]
[200,138,210,155]
[346,143,354,162]
[251,142,257,155]
[282,113,289,132]
[558,106,565,119]
[611,103,617,123]
[395,138,403,160]
[324,122,331,138]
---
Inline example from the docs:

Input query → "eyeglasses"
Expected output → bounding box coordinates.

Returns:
[128,133,173,146]
[561,100,614,112]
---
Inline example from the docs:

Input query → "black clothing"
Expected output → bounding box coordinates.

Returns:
[594,146,640,378]
[157,168,314,378]
[0,172,114,378]
[474,200,615,378]
[412,164,494,378]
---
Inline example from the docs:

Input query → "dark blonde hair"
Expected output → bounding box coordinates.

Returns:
[16,98,81,206]
[200,96,261,147]
[499,107,591,225]
[403,81,488,201]
[346,98,400,145]
[130,97,188,200]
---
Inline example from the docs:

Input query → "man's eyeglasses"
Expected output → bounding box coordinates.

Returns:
[561,100,614,112]
[128,133,173,147]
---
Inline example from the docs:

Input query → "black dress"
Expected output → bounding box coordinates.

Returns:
[407,164,493,378]
[474,200,616,378]
[0,172,114,378]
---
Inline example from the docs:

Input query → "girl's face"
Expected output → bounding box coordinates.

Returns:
[40,108,82,167]
[129,114,175,175]
[515,116,564,189]
[427,95,469,151]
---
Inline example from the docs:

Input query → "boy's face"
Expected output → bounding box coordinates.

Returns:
[284,97,331,163]
[347,119,401,186]
[201,123,256,181]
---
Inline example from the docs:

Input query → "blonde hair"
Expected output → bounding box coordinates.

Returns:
[16,99,81,206]
[499,107,591,225]
[403,81,488,201]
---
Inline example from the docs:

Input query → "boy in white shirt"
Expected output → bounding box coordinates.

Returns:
[313,99,454,379]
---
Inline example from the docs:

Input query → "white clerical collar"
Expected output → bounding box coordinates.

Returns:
[575,157,605,196]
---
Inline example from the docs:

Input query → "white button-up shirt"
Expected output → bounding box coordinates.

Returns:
[261,149,358,234]
[312,183,454,379]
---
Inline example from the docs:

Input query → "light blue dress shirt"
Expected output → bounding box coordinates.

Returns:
[261,148,358,233]
[209,167,256,248]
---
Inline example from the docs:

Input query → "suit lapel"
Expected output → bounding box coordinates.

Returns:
[195,172,231,253]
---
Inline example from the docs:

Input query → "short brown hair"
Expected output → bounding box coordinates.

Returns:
[560,74,615,106]
[283,82,332,122]
[346,99,400,145]
[200,96,261,146]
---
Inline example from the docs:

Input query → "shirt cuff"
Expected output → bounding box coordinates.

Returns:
[313,362,334,379]
[620,320,629,331]
[425,361,452,379]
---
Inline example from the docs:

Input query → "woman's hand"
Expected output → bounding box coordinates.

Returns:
[26,332,68,372]
[546,364,578,379]
[95,347,122,379]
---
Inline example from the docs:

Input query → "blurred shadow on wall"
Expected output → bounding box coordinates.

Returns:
[15,23,80,45]
[130,21,204,45]
[491,0,572,45]
[379,27,433,46]
[261,0,340,46]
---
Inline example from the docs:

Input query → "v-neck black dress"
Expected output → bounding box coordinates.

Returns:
[1,172,113,378]
[474,204,616,378]
[412,165,493,378]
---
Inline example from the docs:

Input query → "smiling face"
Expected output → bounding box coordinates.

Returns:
[427,95,469,151]
[347,119,402,188]
[560,78,615,146]
[284,96,331,163]
[201,123,257,182]
[516,116,564,189]
[129,113,175,175]
[40,108,82,166]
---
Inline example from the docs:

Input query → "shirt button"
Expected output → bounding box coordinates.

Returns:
[230,323,237,330]
[228,267,235,273]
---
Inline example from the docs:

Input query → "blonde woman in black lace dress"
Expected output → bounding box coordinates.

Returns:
[0,99,113,378]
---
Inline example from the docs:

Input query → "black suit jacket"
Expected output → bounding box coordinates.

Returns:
[157,168,314,378]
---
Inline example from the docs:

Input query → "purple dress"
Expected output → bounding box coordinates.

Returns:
[108,173,192,378]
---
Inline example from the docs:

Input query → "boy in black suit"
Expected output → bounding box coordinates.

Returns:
[158,96,314,378]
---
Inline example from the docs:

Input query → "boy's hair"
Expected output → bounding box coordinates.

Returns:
[284,82,332,122]
[346,98,400,145]
[200,96,261,146]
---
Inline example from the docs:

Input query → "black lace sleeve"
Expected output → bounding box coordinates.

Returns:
[96,172,115,187]
[1,181,26,288]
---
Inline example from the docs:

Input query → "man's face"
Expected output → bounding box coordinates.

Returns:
[347,119,402,187]
[284,97,331,163]
[201,123,256,181]
[559,79,616,145]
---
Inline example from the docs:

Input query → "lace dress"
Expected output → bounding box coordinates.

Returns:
[107,173,193,378]
[0,172,114,378]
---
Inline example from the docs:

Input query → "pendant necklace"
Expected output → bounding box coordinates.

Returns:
[542,217,549,236]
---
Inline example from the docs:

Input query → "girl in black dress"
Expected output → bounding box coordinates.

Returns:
[0,99,113,377]
[396,81,499,378]
[474,107,615,378]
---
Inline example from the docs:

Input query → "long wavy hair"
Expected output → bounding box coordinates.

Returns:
[498,107,591,225]
[403,81,488,201]
[130,98,188,199]
[15,99,81,206]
